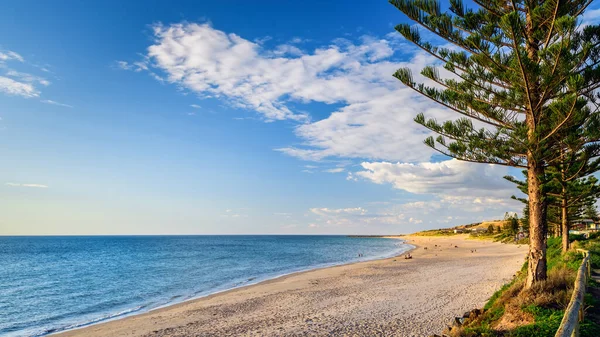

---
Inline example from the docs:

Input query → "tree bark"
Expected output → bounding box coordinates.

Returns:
[561,183,570,253]
[525,160,548,288]
[524,6,546,289]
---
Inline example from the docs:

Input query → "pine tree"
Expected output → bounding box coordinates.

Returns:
[583,200,599,222]
[506,166,600,252]
[553,175,600,251]
[390,0,600,288]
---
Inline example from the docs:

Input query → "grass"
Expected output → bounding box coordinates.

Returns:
[412,229,459,236]
[450,236,598,337]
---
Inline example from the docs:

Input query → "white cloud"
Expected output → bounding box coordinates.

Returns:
[5,182,48,188]
[310,207,368,216]
[0,51,24,62]
[354,159,514,197]
[0,51,54,99]
[123,22,523,230]
[308,205,408,229]
[116,61,130,69]
[41,99,73,108]
[582,8,600,26]
[308,160,521,231]
[289,37,309,44]
[271,44,304,57]
[127,23,435,128]
[120,22,459,162]
[116,60,148,72]
[190,104,201,108]
[0,76,39,98]
[5,70,50,86]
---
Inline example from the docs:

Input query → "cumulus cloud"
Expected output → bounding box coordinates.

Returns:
[0,51,24,62]
[0,76,39,98]
[322,158,523,230]
[122,22,523,230]
[125,22,443,132]
[5,182,48,188]
[278,89,446,162]
[118,22,465,162]
[354,159,514,197]
[311,159,523,230]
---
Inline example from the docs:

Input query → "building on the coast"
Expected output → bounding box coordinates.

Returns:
[571,219,598,231]
[453,229,464,234]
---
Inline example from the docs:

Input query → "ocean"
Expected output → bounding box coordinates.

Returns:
[0,235,411,336]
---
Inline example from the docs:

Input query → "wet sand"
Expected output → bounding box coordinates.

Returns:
[57,235,527,337]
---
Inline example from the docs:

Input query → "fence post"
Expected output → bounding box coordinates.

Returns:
[555,250,590,337]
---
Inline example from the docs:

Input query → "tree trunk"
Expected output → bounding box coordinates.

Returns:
[561,186,569,253]
[525,161,547,288]
[524,6,545,289]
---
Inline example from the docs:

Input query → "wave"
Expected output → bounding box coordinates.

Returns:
[34,305,146,336]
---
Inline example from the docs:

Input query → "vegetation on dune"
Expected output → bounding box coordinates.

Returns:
[447,237,600,337]
[412,229,460,236]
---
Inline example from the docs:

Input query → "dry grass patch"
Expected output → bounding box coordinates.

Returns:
[459,263,576,336]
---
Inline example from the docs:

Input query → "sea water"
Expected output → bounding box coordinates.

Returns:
[0,235,411,336]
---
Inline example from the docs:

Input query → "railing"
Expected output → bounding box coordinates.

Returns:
[554,249,591,337]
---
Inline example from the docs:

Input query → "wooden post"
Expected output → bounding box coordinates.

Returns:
[555,251,590,337]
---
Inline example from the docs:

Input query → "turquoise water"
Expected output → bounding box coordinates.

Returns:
[0,235,411,336]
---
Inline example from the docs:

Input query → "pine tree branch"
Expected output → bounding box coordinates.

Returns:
[425,141,527,167]
[425,74,525,115]
[472,0,504,17]
[542,0,561,49]
[507,10,534,124]
[573,0,594,17]
[396,69,511,128]
[541,96,578,142]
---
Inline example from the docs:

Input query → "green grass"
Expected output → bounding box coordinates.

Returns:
[578,239,600,269]
[412,229,458,236]
[510,305,564,337]
[581,293,600,337]
[455,236,599,337]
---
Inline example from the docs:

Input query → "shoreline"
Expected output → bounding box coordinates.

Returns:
[47,237,413,336]
[56,235,527,337]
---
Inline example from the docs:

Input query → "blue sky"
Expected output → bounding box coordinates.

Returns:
[4,0,580,235]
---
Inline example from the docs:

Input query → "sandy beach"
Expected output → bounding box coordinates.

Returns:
[57,235,527,337]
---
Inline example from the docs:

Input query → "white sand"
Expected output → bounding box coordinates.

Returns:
[57,235,527,337]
